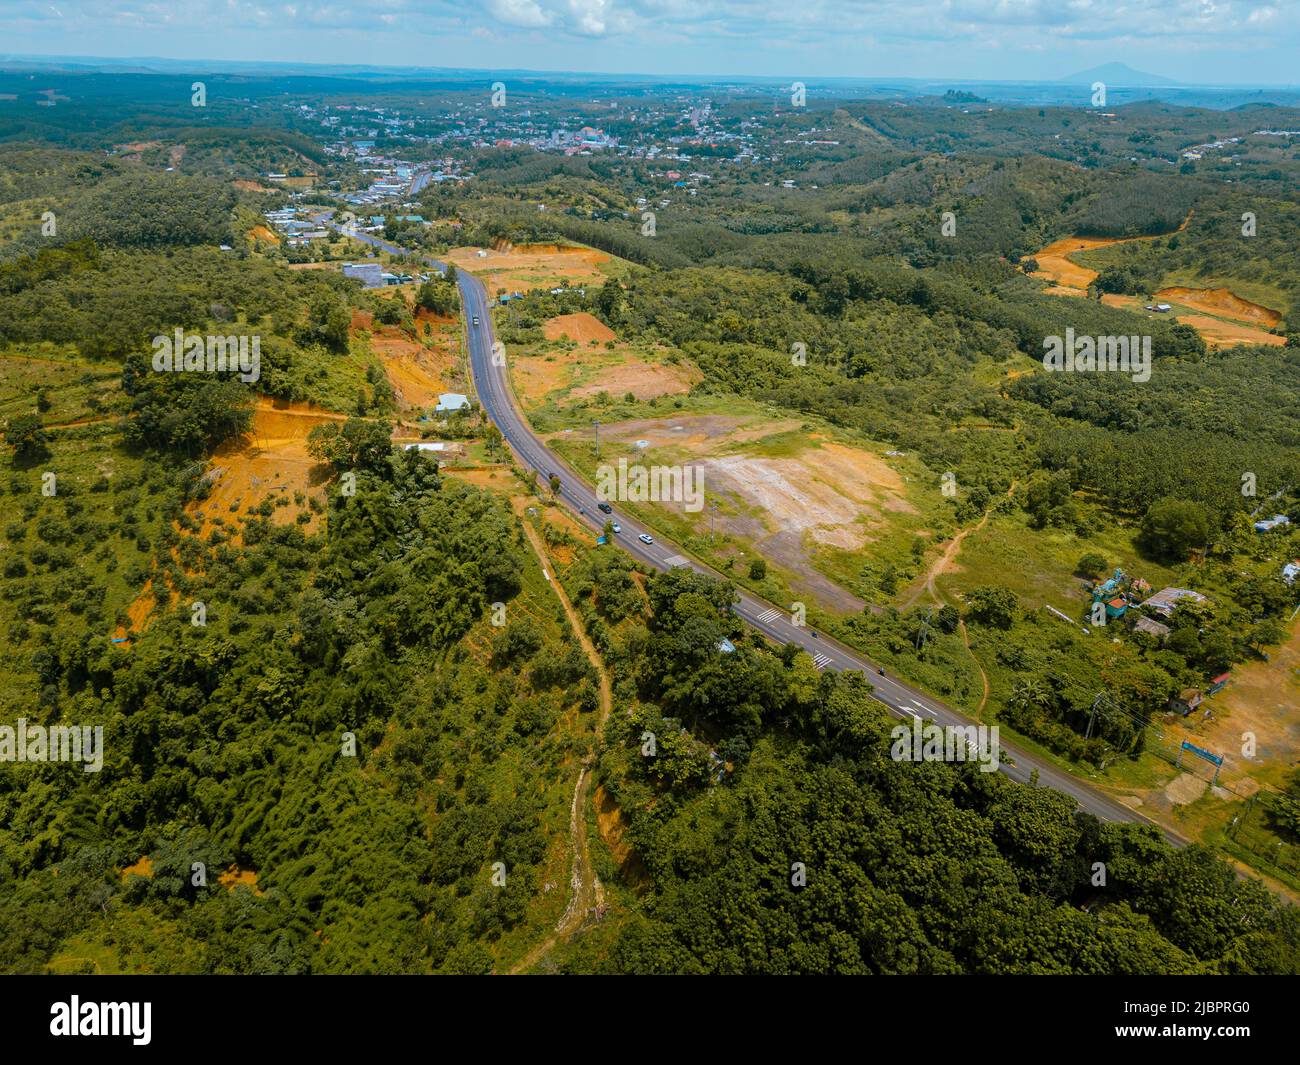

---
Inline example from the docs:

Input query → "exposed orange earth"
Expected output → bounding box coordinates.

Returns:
[218,865,264,894]
[121,856,154,881]
[367,313,461,411]
[543,312,616,344]
[512,347,699,408]
[1031,235,1127,295]
[248,224,280,245]
[1154,287,1283,327]
[571,361,700,403]
[1161,614,1300,790]
[1173,314,1285,348]
[187,397,341,539]
[445,243,610,297]
[1032,218,1285,347]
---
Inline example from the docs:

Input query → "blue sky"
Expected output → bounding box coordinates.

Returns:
[4,1,1298,84]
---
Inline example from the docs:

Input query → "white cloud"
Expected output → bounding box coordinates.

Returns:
[2,0,1298,80]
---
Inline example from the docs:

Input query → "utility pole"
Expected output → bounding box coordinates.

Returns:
[709,501,719,543]
[594,419,600,460]
[1085,692,1104,741]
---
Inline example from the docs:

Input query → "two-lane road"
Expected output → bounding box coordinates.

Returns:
[331,220,1183,844]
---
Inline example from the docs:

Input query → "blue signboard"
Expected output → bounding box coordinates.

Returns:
[1180,740,1223,766]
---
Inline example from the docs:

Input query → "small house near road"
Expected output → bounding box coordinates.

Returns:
[342,262,385,288]
[1169,688,1205,715]
[434,393,470,414]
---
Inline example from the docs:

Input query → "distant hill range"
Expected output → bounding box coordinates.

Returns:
[1060,62,1178,87]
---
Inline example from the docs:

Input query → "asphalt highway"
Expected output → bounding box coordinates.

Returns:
[332,220,1185,845]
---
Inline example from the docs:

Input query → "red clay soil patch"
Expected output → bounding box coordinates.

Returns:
[1175,314,1285,348]
[370,325,457,411]
[1031,235,1130,294]
[248,224,280,245]
[595,784,650,891]
[1162,618,1300,789]
[121,856,154,881]
[570,359,700,402]
[446,468,516,495]
[1155,287,1283,328]
[115,399,345,640]
[187,398,341,538]
[415,308,457,328]
[514,353,579,407]
[113,578,160,642]
[234,179,275,193]
[543,312,616,344]
[218,865,264,895]
[1031,216,1192,294]
[350,310,374,335]
[445,244,610,297]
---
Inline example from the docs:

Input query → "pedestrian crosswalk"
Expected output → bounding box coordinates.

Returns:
[812,652,833,670]
[755,607,782,624]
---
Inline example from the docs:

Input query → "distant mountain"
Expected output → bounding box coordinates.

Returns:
[1060,62,1178,87]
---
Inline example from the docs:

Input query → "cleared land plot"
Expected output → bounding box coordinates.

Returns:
[446,243,614,298]
[187,397,340,539]
[1035,228,1286,348]
[549,413,930,614]
[364,308,462,412]
[511,316,700,411]
[543,312,616,344]
[1032,235,1130,294]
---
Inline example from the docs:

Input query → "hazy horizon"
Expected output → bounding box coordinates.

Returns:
[0,52,1292,89]
[3,1,1299,87]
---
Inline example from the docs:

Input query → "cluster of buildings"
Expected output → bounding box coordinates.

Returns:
[340,262,434,288]
[1180,136,1242,161]
[263,206,329,246]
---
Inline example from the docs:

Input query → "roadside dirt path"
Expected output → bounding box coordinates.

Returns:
[45,415,116,431]
[509,519,613,975]
[899,485,1016,713]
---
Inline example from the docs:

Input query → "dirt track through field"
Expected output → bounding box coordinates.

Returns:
[899,483,1017,713]
[508,520,613,975]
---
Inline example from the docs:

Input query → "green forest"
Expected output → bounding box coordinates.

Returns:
[3,68,1300,975]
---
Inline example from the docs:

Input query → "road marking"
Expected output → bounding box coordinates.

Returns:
[664,555,690,568]
[812,653,833,670]
[756,608,781,624]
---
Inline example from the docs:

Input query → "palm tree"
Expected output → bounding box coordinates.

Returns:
[1007,678,1051,712]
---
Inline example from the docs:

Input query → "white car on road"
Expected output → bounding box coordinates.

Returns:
[638,533,654,545]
